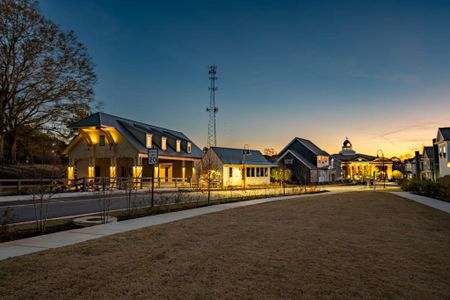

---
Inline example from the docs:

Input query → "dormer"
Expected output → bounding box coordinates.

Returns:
[146,133,152,149]
[176,139,181,152]
[187,142,192,154]
[161,136,167,151]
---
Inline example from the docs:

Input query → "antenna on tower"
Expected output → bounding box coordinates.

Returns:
[207,65,218,147]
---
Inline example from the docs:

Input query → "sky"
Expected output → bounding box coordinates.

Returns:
[40,0,450,157]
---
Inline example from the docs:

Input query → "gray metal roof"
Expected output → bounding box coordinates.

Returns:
[69,112,203,158]
[211,147,276,166]
[438,127,450,141]
[295,138,330,156]
[278,137,330,157]
[277,149,317,169]
[423,146,434,159]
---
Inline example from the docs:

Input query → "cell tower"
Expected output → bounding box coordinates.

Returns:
[207,65,218,147]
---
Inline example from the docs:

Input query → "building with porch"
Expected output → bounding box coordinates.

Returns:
[202,147,276,187]
[64,112,203,187]
[332,138,393,181]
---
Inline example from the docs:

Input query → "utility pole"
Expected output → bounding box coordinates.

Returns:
[206,65,218,147]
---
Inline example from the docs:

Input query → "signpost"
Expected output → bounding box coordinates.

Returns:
[148,148,158,207]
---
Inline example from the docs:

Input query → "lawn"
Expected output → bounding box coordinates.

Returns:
[0,191,449,299]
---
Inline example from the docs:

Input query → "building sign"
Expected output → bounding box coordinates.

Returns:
[147,148,158,165]
[284,158,293,165]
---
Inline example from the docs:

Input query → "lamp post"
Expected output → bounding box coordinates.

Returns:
[242,144,250,189]
[376,149,386,189]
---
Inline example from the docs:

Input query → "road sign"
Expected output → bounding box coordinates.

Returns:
[148,148,158,165]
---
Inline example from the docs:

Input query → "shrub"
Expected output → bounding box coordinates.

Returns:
[399,176,450,202]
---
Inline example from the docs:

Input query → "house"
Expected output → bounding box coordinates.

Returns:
[277,137,335,184]
[435,127,450,178]
[421,146,435,180]
[202,147,276,187]
[64,112,203,186]
[332,138,393,181]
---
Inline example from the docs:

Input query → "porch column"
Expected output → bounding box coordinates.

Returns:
[182,160,186,184]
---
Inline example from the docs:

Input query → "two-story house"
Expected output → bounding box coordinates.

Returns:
[435,127,450,178]
[277,137,334,184]
[421,146,435,180]
[64,112,203,186]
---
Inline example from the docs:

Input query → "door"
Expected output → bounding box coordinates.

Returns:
[159,163,173,183]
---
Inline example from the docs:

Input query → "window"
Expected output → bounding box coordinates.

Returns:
[251,168,255,177]
[146,134,152,149]
[99,135,106,146]
[246,168,251,177]
[161,136,167,151]
[187,142,192,153]
[256,168,260,177]
[176,140,181,152]
[264,168,268,177]
[229,167,233,177]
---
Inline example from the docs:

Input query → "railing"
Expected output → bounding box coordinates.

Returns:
[0,177,196,196]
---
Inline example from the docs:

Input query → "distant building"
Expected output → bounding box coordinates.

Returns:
[202,147,276,187]
[332,138,393,181]
[277,137,335,184]
[421,146,435,180]
[64,112,203,185]
[435,127,450,178]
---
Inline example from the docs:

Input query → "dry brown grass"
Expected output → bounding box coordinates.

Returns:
[0,191,450,299]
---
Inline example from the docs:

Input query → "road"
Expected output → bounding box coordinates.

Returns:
[0,184,395,224]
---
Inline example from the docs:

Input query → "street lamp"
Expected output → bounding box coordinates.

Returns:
[242,144,251,189]
[376,149,386,189]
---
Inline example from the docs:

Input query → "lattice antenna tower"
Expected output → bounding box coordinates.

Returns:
[206,65,218,147]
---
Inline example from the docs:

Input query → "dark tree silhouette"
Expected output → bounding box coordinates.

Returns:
[0,0,97,162]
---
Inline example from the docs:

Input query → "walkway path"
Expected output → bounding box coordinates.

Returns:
[0,190,347,261]
[391,192,450,214]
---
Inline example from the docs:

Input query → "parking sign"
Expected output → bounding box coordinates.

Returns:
[147,148,158,165]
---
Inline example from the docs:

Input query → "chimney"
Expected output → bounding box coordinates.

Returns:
[415,151,421,179]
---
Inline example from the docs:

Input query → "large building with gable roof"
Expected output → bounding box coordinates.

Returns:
[64,112,203,186]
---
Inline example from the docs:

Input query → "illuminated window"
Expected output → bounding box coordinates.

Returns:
[187,142,192,153]
[162,136,167,151]
[176,140,181,152]
[99,135,106,146]
[146,133,152,149]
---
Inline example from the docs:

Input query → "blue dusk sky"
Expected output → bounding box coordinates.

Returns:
[40,0,450,157]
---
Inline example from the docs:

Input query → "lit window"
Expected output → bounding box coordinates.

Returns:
[146,133,152,149]
[187,142,192,153]
[176,140,181,152]
[161,136,167,151]
[99,135,106,146]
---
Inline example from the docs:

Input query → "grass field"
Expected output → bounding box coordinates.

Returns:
[0,191,449,299]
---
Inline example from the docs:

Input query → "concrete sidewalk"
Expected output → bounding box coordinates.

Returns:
[391,192,450,213]
[0,190,346,261]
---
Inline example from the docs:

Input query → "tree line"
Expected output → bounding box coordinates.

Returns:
[0,0,97,163]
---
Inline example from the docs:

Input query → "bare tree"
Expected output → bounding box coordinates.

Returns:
[0,0,97,162]
[32,179,54,233]
[200,148,222,204]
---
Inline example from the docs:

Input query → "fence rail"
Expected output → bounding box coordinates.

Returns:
[0,177,198,196]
